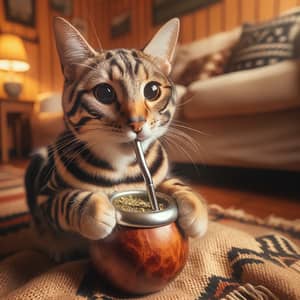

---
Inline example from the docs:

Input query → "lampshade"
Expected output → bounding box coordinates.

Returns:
[0,34,30,72]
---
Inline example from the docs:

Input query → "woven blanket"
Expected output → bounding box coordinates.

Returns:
[0,165,300,300]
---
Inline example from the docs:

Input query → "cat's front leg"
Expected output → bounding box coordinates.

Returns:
[78,191,116,240]
[157,178,208,238]
[40,189,116,240]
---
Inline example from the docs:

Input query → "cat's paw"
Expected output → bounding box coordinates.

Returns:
[174,190,208,238]
[80,192,116,240]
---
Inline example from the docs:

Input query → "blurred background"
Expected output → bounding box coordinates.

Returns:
[0,0,298,99]
[0,0,300,173]
[0,0,299,218]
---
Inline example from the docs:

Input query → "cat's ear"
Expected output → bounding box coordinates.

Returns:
[53,17,96,80]
[143,18,179,75]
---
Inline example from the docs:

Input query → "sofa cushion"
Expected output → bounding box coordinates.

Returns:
[175,49,231,86]
[31,112,64,149]
[226,9,300,73]
[171,27,241,82]
[38,92,62,112]
[183,60,300,120]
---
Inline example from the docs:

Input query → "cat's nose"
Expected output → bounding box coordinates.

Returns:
[128,117,145,133]
[129,122,143,133]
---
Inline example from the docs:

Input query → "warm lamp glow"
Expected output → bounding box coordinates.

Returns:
[0,34,30,72]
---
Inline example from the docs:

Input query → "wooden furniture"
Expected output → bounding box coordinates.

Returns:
[0,99,34,163]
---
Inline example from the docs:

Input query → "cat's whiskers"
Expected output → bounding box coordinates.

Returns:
[168,123,208,163]
[43,136,80,181]
[167,127,199,152]
[164,133,198,160]
[174,94,195,108]
[46,133,78,160]
[165,127,206,165]
[171,121,210,136]
[54,136,94,180]
[160,134,200,175]
[54,134,80,151]
[61,143,90,173]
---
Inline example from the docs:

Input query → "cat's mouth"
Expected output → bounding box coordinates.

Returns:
[120,135,149,145]
[122,129,151,143]
[136,131,149,142]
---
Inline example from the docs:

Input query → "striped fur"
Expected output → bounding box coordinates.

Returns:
[25,17,207,260]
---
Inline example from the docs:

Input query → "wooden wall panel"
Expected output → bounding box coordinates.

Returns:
[48,9,64,94]
[130,0,140,49]
[0,0,38,41]
[23,41,39,100]
[103,0,300,49]
[0,0,39,100]
[37,0,52,94]
[194,9,208,40]
[179,14,195,44]
[0,0,300,101]
[143,0,158,48]
[107,0,122,49]
[224,0,240,30]
[258,0,276,21]
[208,2,223,35]
[240,0,257,23]
[95,0,110,50]
[279,0,298,13]
[122,0,131,48]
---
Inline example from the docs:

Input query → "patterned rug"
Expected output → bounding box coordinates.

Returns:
[0,165,31,235]
[0,165,299,300]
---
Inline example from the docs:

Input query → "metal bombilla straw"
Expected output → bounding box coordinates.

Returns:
[133,139,159,211]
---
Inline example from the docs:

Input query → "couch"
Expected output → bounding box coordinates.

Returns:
[32,93,65,149]
[167,16,300,172]
[32,13,300,172]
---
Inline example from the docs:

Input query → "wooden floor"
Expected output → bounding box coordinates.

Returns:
[193,185,300,219]
[8,160,300,220]
[173,164,300,220]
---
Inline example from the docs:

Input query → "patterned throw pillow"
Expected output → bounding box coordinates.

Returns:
[175,49,231,86]
[225,10,300,73]
[197,49,231,80]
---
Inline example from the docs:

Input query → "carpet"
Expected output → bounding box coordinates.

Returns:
[0,165,30,235]
[0,165,299,300]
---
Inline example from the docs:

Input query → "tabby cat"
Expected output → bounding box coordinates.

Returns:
[25,17,208,260]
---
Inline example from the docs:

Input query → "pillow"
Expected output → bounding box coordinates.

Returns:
[174,49,231,86]
[197,49,231,80]
[38,93,62,113]
[225,10,300,73]
[171,27,242,82]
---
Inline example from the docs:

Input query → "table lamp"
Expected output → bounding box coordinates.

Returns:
[0,34,30,98]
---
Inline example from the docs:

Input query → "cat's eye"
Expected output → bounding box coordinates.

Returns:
[144,81,161,101]
[93,83,116,104]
